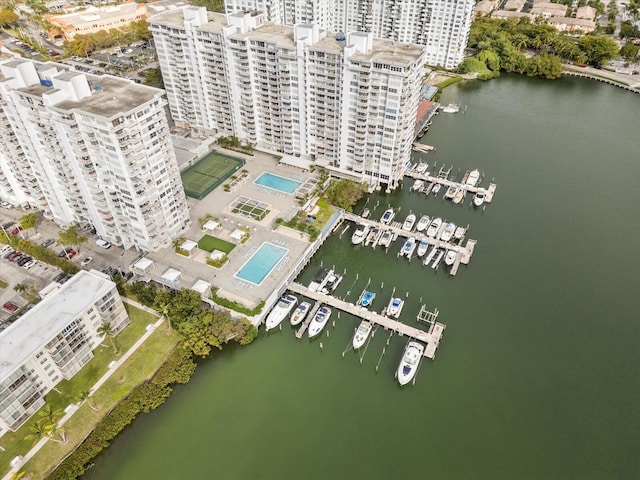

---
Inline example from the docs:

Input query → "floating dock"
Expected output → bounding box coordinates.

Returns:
[405,169,497,204]
[288,283,445,359]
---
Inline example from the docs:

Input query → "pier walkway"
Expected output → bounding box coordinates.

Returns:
[404,169,497,204]
[341,212,476,275]
[288,282,445,359]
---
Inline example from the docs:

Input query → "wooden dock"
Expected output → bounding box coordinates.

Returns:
[405,170,497,204]
[288,283,445,359]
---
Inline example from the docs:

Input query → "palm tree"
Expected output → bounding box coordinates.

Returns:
[44,422,67,444]
[77,390,99,411]
[25,420,49,446]
[157,301,172,334]
[14,283,27,295]
[98,322,118,353]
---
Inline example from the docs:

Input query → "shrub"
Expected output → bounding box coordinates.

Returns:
[210,287,264,316]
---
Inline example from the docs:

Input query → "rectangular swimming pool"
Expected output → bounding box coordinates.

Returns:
[235,243,287,285]
[254,173,301,195]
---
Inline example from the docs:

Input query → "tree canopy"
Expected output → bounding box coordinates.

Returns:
[324,179,368,211]
[57,224,88,252]
[0,8,19,28]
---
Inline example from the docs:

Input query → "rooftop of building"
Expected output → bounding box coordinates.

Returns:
[350,37,425,66]
[236,21,296,49]
[44,2,147,28]
[0,270,116,384]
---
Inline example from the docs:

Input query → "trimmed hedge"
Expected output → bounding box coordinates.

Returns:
[211,287,264,316]
[1,233,78,274]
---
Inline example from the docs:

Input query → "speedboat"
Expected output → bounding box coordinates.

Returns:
[360,290,375,308]
[444,185,458,200]
[387,297,404,318]
[397,341,425,386]
[453,226,465,240]
[426,217,442,237]
[320,272,342,294]
[465,169,480,187]
[402,214,416,231]
[380,208,395,225]
[417,239,429,257]
[401,237,416,257]
[415,162,428,174]
[453,188,465,204]
[445,250,457,266]
[365,226,379,246]
[362,208,370,218]
[351,223,369,245]
[441,103,460,113]
[309,268,330,292]
[473,191,485,207]
[378,230,393,248]
[290,301,311,326]
[416,215,430,232]
[440,223,455,242]
[431,183,442,195]
[352,320,373,349]
[265,294,297,331]
[308,306,331,338]
[411,179,424,191]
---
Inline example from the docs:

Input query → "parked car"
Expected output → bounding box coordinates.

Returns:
[2,221,13,229]
[58,249,76,259]
[0,245,12,254]
[42,238,55,247]
[8,252,21,261]
[2,249,16,259]
[96,239,111,249]
[0,201,13,209]
[11,226,23,235]
[80,257,93,266]
[3,302,19,312]
[17,256,32,266]
[23,259,37,269]
[53,272,66,283]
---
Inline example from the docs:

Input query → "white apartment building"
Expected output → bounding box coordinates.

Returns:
[0,270,129,436]
[150,8,425,187]
[0,58,190,252]
[224,0,474,69]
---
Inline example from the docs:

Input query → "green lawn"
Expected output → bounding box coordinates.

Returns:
[197,235,236,254]
[0,304,159,477]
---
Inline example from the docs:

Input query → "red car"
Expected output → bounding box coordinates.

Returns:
[3,301,19,312]
[11,226,23,235]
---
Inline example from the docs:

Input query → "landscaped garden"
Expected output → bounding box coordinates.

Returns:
[197,235,236,254]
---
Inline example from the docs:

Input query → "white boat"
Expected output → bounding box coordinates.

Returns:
[308,306,332,338]
[453,226,465,239]
[426,217,442,237]
[431,248,445,268]
[440,223,455,242]
[453,188,465,204]
[319,272,342,295]
[378,230,393,248]
[401,237,416,257]
[416,215,430,232]
[444,250,457,266]
[397,341,425,386]
[352,320,372,349]
[290,301,312,326]
[415,162,428,174]
[265,294,297,331]
[309,268,330,292]
[417,239,429,257]
[441,103,460,113]
[360,290,375,308]
[380,208,395,225]
[473,191,485,207]
[402,214,416,231]
[465,169,480,187]
[387,297,404,318]
[362,207,370,218]
[411,179,424,191]
[431,183,442,195]
[444,185,458,200]
[365,227,379,246]
[423,246,437,266]
[351,223,369,245]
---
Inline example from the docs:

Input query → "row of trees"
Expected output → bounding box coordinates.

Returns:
[62,20,151,57]
[460,18,622,80]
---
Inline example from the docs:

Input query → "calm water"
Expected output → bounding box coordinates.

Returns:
[86,76,640,480]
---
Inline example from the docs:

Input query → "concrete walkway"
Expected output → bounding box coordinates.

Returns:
[2,308,162,480]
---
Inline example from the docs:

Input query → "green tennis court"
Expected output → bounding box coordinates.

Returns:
[181,151,244,199]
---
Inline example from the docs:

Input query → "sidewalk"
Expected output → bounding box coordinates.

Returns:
[2,309,162,480]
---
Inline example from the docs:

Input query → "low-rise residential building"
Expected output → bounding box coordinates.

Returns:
[474,0,498,18]
[530,2,568,18]
[0,270,129,436]
[503,0,526,11]
[575,6,597,20]
[548,16,596,33]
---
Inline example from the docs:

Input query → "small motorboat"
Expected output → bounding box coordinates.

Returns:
[378,230,393,248]
[453,226,465,240]
[319,272,343,295]
[426,217,442,237]
[431,183,442,195]
[397,341,425,386]
[417,239,429,257]
[453,188,465,204]
[444,250,457,266]
[380,208,395,225]
[351,223,369,245]
[290,301,312,326]
[441,103,460,113]
[362,207,370,218]
[401,237,416,257]
[416,215,430,232]
[352,320,372,349]
[402,214,416,231]
[387,297,404,318]
[265,294,297,331]
[309,268,330,292]
[415,162,428,174]
[360,290,375,308]
[465,169,480,187]
[440,223,455,242]
[365,226,379,246]
[473,191,485,207]
[444,185,458,200]
[411,179,424,191]
[308,306,332,338]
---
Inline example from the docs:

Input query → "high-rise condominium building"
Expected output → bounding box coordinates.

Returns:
[224,0,475,69]
[0,57,190,252]
[150,8,425,187]
[0,270,129,435]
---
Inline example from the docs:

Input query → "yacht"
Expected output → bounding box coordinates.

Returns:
[417,239,429,257]
[441,103,460,113]
[360,290,375,308]
[431,183,442,195]
[415,162,428,174]
[401,237,416,257]
[387,297,404,318]
[265,294,298,331]
[426,217,442,237]
[351,223,369,245]
[411,179,424,191]
[380,208,395,225]
[378,230,393,248]
[465,169,480,187]
[308,306,332,338]
[309,268,330,292]
[352,320,373,349]
[397,341,425,386]
[445,250,457,266]
[473,191,486,207]
[416,215,430,232]
[319,272,343,295]
[402,214,416,231]
[290,301,312,326]
[444,185,458,200]
[440,223,456,242]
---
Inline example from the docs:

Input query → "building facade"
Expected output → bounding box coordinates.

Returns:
[150,8,425,187]
[224,0,474,69]
[0,58,190,252]
[0,270,129,436]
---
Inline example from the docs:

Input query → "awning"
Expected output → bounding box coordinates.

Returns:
[162,268,181,287]
[202,220,220,232]
[131,257,154,274]
[190,279,211,295]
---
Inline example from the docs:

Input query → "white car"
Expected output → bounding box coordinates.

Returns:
[0,201,12,209]
[80,257,93,266]
[23,259,37,269]
[96,239,111,249]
